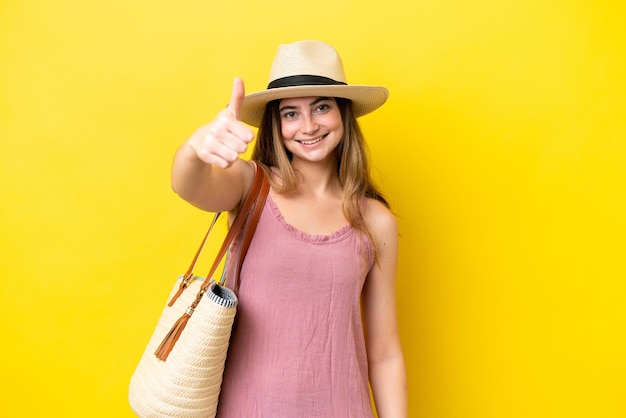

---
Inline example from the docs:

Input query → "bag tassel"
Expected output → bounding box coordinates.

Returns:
[154,308,193,361]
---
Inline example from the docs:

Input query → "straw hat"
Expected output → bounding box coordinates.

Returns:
[240,40,389,127]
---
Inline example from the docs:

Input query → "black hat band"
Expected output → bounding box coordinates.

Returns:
[267,75,347,89]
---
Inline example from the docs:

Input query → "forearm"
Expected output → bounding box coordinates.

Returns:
[171,137,213,205]
[369,353,408,418]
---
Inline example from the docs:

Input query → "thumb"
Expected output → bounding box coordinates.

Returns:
[226,77,245,120]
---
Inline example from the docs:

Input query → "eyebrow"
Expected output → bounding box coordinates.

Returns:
[279,97,333,112]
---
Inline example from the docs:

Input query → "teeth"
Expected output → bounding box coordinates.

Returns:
[298,135,324,145]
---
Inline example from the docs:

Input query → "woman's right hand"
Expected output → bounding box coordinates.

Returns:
[188,77,255,169]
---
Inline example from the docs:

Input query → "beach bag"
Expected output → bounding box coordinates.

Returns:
[129,162,269,417]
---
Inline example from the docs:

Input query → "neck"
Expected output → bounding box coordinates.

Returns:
[290,157,342,198]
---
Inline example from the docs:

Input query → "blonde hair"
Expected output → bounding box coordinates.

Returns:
[251,98,389,256]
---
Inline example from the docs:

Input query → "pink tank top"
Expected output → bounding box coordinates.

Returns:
[216,195,375,418]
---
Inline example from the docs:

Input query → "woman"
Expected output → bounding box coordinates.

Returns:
[172,40,407,418]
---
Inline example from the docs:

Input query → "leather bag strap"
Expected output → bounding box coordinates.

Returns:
[167,161,269,306]
[155,164,269,360]
[231,169,270,294]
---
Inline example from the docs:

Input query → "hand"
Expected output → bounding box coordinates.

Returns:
[190,77,255,169]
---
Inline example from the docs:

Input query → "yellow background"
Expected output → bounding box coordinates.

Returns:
[1,0,624,417]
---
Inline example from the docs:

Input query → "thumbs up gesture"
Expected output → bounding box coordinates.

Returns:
[190,78,255,169]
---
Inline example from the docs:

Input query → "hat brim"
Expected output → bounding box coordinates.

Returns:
[240,85,389,127]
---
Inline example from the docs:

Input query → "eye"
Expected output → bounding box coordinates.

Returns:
[312,101,334,115]
[281,111,298,120]
[316,103,330,112]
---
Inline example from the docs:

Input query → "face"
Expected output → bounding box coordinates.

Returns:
[278,97,344,164]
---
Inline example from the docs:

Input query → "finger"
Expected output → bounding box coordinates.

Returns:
[200,124,249,159]
[217,130,250,154]
[197,138,241,167]
[228,120,255,143]
[202,153,232,169]
[215,110,255,142]
[226,77,245,121]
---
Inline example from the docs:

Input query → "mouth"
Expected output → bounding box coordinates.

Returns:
[295,134,327,146]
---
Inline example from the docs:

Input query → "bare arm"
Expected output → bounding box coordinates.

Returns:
[362,200,408,418]
[171,78,256,212]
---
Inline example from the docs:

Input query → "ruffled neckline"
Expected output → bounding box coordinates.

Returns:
[267,194,353,243]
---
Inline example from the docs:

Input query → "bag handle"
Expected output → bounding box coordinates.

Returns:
[231,171,270,294]
[211,164,269,291]
[156,161,269,361]
[167,161,268,306]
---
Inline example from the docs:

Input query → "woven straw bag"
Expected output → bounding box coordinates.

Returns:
[129,163,269,417]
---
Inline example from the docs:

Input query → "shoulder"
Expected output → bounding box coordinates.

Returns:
[363,198,398,248]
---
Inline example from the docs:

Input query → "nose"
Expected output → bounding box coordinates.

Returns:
[301,113,319,134]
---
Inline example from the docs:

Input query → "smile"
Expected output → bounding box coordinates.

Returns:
[296,134,327,145]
